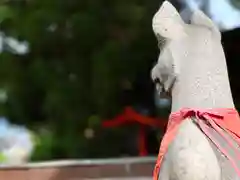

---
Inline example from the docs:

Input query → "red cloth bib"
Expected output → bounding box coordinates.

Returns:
[153,108,240,180]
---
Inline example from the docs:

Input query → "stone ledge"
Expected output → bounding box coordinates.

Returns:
[0,157,156,169]
[0,157,156,180]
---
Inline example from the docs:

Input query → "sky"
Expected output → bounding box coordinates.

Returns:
[180,0,240,31]
[0,34,29,54]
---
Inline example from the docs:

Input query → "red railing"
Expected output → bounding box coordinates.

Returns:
[102,106,167,156]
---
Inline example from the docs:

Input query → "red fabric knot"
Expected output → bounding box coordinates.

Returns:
[180,108,224,121]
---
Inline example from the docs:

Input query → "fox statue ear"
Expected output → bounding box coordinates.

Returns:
[152,1,186,40]
[191,9,221,40]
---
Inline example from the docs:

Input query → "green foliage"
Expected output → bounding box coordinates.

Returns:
[0,153,7,163]
[230,0,240,8]
[0,5,14,22]
[30,129,55,161]
[0,0,161,159]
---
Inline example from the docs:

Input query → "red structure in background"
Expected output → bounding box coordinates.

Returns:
[102,106,167,156]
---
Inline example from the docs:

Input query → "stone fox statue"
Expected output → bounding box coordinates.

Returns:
[151,1,240,180]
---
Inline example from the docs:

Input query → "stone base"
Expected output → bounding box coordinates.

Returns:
[0,157,156,180]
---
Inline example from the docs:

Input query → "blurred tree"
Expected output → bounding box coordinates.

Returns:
[0,0,163,159]
[230,0,240,8]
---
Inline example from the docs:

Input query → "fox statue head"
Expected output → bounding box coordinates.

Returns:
[151,1,222,96]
